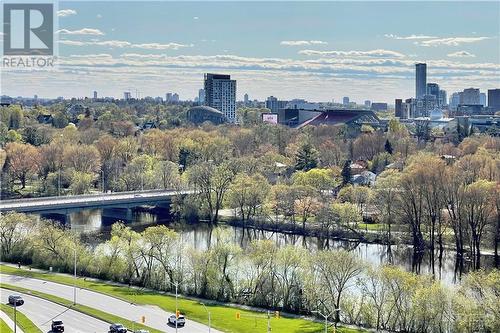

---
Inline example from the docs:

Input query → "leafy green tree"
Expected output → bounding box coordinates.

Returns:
[70,171,94,194]
[295,142,318,171]
[226,173,270,221]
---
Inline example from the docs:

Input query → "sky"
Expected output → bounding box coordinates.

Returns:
[1,1,500,103]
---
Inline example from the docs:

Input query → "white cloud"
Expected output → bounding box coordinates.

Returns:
[384,34,437,40]
[97,14,103,19]
[59,39,193,50]
[299,49,406,58]
[193,16,199,20]
[418,36,491,47]
[281,40,328,46]
[447,51,476,58]
[57,9,77,17]
[58,28,104,36]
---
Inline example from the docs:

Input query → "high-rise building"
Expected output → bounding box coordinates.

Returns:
[93,91,97,99]
[438,90,447,107]
[395,99,403,118]
[244,93,249,105]
[204,73,237,122]
[198,89,205,105]
[479,93,486,107]
[364,100,371,108]
[266,96,288,113]
[460,88,480,105]
[415,63,427,99]
[450,92,461,109]
[124,91,132,100]
[426,83,439,103]
[488,89,500,112]
[172,93,179,103]
[165,93,172,103]
[342,96,349,106]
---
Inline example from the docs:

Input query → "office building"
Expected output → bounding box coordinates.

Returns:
[165,93,172,103]
[480,93,486,107]
[415,63,427,99]
[426,83,440,103]
[204,73,237,122]
[439,90,447,107]
[266,96,288,113]
[124,91,132,100]
[364,100,371,108]
[343,97,350,106]
[488,89,500,112]
[450,92,461,109]
[395,99,403,118]
[244,93,249,105]
[93,91,97,99]
[460,88,480,105]
[198,89,205,105]
[371,102,388,111]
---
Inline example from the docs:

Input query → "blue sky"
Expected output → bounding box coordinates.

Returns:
[2,1,500,103]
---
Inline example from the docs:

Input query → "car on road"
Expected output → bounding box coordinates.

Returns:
[109,323,127,333]
[51,320,64,332]
[8,295,24,306]
[168,314,186,327]
[135,330,149,333]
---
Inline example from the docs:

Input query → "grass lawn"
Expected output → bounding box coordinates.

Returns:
[0,318,13,333]
[0,265,365,333]
[0,303,41,333]
[1,283,160,333]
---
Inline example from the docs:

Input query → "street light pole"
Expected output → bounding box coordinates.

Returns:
[200,302,211,333]
[73,246,77,305]
[13,303,17,333]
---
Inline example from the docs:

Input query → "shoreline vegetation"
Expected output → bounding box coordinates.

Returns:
[1,213,499,333]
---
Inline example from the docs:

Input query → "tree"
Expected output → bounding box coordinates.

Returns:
[384,139,393,155]
[5,142,41,188]
[226,173,270,221]
[310,250,364,327]
[341,160,352,186]
[187,160,238,223]
[292,168,340,196]
[69,171,94,194]
[0,212,35,259]
[63,144,102,174]
[295,142,318,171]
[374,170,401,243]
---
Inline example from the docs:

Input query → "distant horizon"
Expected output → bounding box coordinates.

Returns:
[1,1,499,103]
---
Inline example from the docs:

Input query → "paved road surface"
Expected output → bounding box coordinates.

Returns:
[1,274,219,333]
[1,288,109,333]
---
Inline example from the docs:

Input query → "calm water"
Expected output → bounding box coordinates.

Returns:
[40,208,496,286]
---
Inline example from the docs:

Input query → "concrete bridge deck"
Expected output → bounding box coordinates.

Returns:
[0,189,192,213]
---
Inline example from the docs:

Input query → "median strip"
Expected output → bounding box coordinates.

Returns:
[0,303,40,333]
[0,284,161,333]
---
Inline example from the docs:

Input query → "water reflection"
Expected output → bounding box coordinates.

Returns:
[40,208,495,285]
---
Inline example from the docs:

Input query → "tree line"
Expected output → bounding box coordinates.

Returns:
[0,213,498,333]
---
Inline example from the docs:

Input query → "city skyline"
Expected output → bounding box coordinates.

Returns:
[1,1,499,102]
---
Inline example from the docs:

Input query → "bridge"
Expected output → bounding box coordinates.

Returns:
[0,189,193,214]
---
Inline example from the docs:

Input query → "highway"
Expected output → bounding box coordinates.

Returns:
[1,288,109,332]
[0,189,193,213]
[1,274,220,333]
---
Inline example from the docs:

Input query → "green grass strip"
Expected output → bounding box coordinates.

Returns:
[0,283,161,333]
[0,265,365,333]
[0,304,41,333]
[0,317,14,333]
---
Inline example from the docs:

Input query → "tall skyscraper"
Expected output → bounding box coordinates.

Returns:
[244,93,249,105]
[395,99,403,118]
[426,83,439,103]
[364,100,371,108]
[204,73,237,122]
[198,89,205,105]
[488,89,500,112]
[93,91,98,99]
[479,93,486,106]
[415,63,427,99]
[460,88,480,105]
[124,91,132,100]
[343,96,349,106]
[438,90,447,107]
[450,92,461,109]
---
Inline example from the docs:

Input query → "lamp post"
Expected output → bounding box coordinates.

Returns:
[200,302,211,333]
[73,246,77,305]
[171,281,180,333]
[13,302,17,333]
[312,310,335,333]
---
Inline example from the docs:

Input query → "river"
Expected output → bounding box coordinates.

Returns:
[40,208,496,286]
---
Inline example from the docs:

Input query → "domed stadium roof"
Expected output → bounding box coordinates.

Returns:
[188,106,224,115]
